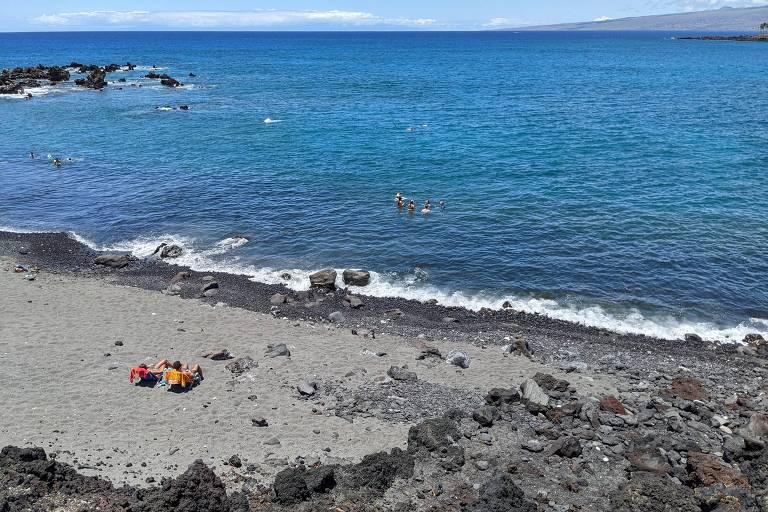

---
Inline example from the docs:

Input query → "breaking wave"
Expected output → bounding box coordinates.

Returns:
[53,230,768,344]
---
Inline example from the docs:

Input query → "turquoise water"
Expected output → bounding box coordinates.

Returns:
[1,31,767,341]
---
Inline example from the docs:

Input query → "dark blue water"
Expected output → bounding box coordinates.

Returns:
[1,31,767,340]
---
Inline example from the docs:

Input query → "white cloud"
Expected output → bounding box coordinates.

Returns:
[593,16,613,22]
[32,10,437,29]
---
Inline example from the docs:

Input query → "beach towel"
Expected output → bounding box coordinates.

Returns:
[129,367,150,383]
[162,369,193,389]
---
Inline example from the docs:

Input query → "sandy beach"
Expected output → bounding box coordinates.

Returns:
[0,254,617,486]
[0,231,767,511]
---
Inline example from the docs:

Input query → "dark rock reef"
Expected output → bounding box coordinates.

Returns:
[0,446,248,512]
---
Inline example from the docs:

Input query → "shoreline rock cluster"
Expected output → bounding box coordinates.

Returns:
[678,35,768,42]
[0,61,186,97]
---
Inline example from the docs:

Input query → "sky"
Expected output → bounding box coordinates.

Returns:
[2,0,768,32]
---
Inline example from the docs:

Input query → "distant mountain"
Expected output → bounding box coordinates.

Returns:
[513,6,768,32]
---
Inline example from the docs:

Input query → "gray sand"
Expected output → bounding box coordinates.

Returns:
[0,258,617,487]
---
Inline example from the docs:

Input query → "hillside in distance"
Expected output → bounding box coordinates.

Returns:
[514,6,768,31]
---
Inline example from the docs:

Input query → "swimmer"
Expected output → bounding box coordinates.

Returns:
[423,199,431,209]
[396,197,404,208]
[422,202,431,214]
[407,200,415,212]
[439,200,446,210]
[29,151,35,159]
[52,158,61,168]
[395,192,402,203]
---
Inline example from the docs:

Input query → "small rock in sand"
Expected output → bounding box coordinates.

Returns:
[202,349,233,361]
[446,350,470,369]
[228,455,242,468]
[415,343,442,360]
[328,311,345,323]
[387,366,417,382]
[297,380,317,396]
[169,271,191,285]
[225,357,258,375]
[343,295,364,309]
[270,293,288,305]
[266,344,290,358]
[251,417,269,427]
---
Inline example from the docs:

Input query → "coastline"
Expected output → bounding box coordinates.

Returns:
[1,228,767,510]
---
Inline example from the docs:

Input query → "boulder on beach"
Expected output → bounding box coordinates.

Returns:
[152,243,183,259]
[520,378,549,413]
[446,350,470,369]
[343,295,364,309]
[387,365,417,382]
[343,269,371,287]
[225,357,257,376]
[309,269,337,291]
[266,343,290,358]
[94,254,133,269]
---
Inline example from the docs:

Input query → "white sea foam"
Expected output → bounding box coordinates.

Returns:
[264,118,282,124]
[54,230,768,343]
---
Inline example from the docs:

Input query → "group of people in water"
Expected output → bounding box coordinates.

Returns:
[395,192,445,214]
[29,151,70,168]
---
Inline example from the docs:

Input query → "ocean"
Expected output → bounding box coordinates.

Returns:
[1,31,766,341]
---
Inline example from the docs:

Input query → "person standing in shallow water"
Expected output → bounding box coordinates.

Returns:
[407,199,415,213]
[395,192,402,204]
[396,196,404,208]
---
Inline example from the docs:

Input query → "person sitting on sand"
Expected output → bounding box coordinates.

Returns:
[161,360,204,390]
[130,359,203,387]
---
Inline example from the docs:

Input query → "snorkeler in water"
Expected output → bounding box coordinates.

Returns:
[52,158,61,167]
[407,199,415,212]
[439,200,446,210]
[29,151,35,159]
[396,197,404,208]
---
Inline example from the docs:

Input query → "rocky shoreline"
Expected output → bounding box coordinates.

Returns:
[0,62,186,97]
[677,35,768,42]
[1,229,767,511]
